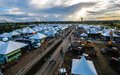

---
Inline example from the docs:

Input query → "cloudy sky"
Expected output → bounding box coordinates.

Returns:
[0,0,120,22]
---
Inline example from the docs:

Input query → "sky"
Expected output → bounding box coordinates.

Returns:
[0,0,120,22]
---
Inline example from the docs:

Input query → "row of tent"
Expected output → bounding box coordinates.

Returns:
[72,24,120,75]
[0,24,70,38]
[0,24,71,65]
[78,24,120,38]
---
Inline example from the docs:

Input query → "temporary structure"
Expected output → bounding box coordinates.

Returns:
[7,31,20,37]
[102,31,120,37]
[88,28,99,34]
[44,30,56,37]
[0,33,9,38]
[0,41,27,54]
[0,31,19,38]
[0,41,28,64]
[0,41,5,46]
[80,33,88,37]
[21,27,35,34]
[71,56,97,75]
[29,33,47,40]
[29,33,47,43]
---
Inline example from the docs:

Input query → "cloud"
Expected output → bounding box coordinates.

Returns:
[32,2,97,14]
[0,0,120,22]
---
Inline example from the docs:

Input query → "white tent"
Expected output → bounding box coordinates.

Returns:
[0,41,28,54]
[37,27,44,31]
[0,31,19,38]
[2,37,9,41]
[0,33,9,38]
[102,32,110,37]
[32,27,39,32]
[29,33,47,40]
[7,31,20,37]
[102,30,120,37]
[0,41,5,46]
[113,33,120,37]
[71,56,97,75]
[81,33,88,37]
[88,28,99,34]
[9,31,20,35]
[21,27,35,34]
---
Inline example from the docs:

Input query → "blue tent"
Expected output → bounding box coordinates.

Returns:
[29,33,47,40]
[0,41,28,54]
[71,56,98,75]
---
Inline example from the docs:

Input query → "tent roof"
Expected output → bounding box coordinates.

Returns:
[21,27,35,33]
[71,56,97,75]
[88,28,99,34]
[0,33,9,38]
[30,33,47,40]
[0,41,28,54]
[44,31,55,37]
[6,31,20,37]
[102,32,110,36]
[113,33,120,37]
[9,31,19,35]
[32,27,39,32]
[102,31,120,37]
[81,33,88,37]
[0,41,5,46]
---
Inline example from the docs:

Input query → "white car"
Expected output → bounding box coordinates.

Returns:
[58,68,68,75]
[34,43,41,48]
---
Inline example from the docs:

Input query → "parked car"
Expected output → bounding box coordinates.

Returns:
[33,43,41,48]
[58,68,68,75]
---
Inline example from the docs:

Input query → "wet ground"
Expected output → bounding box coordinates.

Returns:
[93,42,118,75]
[64,40,119,75]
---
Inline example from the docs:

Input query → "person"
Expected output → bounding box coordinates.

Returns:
[1,65,5,74]
[60,47,64,60]
[0,66,3,75]
[69,36,71,43]
[60,49,63,56]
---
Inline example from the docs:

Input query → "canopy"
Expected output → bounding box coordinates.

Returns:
[71,56,97,75]
[102,31,120,37]
[29,33,47,40]
[81,33,88,37]
[7,31,20,37]
[0,33,9,38]
[113,33,120,37]
[44,30,56,37]
[0,41,28,54]
[0,31,19,38]
[32,27,39,32]
[21,27,35,34]
[88,28,99,34]
[0,41,5,46]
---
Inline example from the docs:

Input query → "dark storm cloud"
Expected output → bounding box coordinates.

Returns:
[87,1,120,16]
[0,14,29,18]
[34,2,97,14]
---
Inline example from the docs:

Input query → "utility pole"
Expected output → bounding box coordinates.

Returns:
[81,17,83,21]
